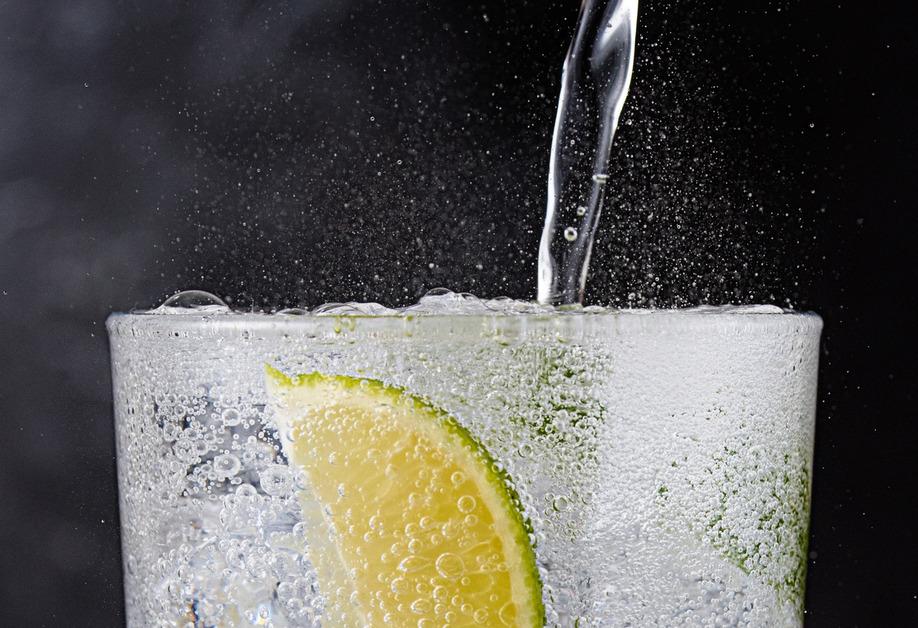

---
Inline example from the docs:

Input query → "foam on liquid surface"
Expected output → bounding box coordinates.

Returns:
[140,288,793,318]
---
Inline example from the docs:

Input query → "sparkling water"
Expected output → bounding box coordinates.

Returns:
[108,291,821,626]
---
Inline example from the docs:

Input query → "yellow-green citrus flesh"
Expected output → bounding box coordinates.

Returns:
[266,366,544,627]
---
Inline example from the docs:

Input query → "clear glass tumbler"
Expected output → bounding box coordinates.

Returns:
[108,305,821,626]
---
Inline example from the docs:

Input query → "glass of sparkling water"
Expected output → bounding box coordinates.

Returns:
[107,293,821,626]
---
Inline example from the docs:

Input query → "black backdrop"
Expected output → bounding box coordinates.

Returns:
[1,1,916,625]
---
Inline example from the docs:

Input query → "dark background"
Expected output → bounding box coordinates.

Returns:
[1,0,916,625]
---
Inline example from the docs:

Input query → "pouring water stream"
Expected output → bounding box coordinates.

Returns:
[538,0,639,305]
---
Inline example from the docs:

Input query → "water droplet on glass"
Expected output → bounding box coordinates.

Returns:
[576,205,587,216]
[563,227,578,242]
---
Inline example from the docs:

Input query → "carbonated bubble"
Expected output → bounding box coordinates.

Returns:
[398,556,428,573]
[235,483,258,498]
[259,465,293,496]
[213,454,241,478]
[434,552,464,579]
[221,408,241,426]
[154,290,229,313]
[457,495,476,513]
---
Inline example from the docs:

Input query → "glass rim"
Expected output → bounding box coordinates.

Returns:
[107,308,823,340]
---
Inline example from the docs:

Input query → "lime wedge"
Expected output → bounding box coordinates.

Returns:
[266,366,544,627]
